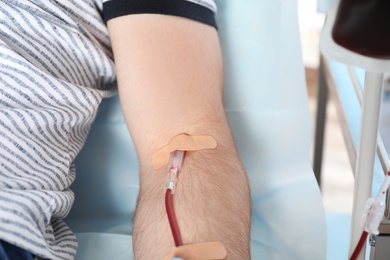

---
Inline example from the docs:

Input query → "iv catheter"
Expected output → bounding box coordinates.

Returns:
[165,150,185,247]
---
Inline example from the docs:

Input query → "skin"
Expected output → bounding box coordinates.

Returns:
[107,14,251,259]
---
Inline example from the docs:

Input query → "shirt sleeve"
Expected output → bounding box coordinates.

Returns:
[102,0,217,28]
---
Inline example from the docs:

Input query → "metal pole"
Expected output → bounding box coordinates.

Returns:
[349,72,384,259]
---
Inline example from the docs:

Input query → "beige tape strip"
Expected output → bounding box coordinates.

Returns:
[160,241,227,260]
[152,134,217,169]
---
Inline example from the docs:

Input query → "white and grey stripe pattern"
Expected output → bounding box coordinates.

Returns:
[0,0,115,259]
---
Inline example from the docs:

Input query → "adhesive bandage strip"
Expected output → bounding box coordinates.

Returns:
[160,241,227,260]
[152,134,217,169]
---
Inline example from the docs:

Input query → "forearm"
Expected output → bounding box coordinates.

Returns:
[108,14,251,259]
[135,143,251,259]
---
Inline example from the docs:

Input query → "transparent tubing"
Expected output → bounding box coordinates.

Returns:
[165,150,185,194]
[349,72,384,260]
[165,150,185,247]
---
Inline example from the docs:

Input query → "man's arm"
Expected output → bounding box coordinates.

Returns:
[107,14,251,259]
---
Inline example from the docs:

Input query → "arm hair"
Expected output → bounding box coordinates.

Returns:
[107,14,251,259]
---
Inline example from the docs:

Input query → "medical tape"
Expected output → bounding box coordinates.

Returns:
[160,241,227,260]
[152,134,217,169]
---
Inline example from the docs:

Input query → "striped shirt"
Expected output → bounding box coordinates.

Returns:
[0,0,216,259]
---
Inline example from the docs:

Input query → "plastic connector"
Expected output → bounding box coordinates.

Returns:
[361,173,390,235]
[361,198,385,235]
[165,150,185,194]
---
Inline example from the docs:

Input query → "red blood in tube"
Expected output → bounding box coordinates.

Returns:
[331,0,390,59]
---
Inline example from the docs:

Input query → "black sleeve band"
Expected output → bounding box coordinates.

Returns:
[103,0,217,29]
